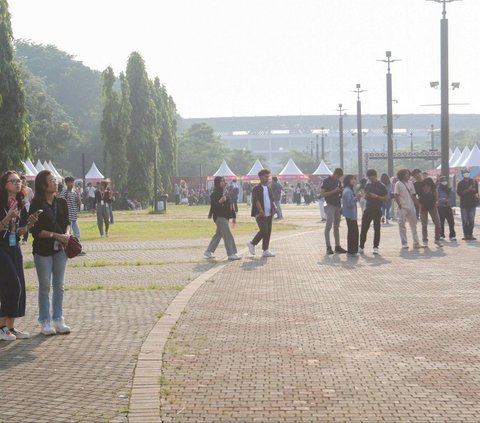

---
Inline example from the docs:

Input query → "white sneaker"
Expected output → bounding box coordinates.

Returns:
[262,250,276,257]
[434,240,443,247]
[450,237,457,241]
[0,327,16,341]
[228,254,241,261]
[41,321,56,336]
[11,328,30,339]
[402,244,409,249]
[373,247,380,255]
[203,251,214,259]
[358,247,364,254]
[52,318,71,334]
[247,242,256,255]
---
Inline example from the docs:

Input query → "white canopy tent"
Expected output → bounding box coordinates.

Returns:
[278,159,306,180]
[23,159,38,176]
[48,160,63,178]
[85,162,105,182]
[312,160,333,176]
[35,160,45,173]
[460,144,480,167]
[21,162,37,181]
[211,160,237,180]
[244,159,265,180]
[451,146,471,168]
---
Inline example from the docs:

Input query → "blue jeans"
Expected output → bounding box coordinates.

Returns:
[34,251,67,323]
[71,220,80,239]
[274,200,283,219]
[460,207,476,237]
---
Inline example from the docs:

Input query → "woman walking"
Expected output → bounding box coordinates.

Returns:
[0,171,38,340]
[204,177,240,261]
[29,170,71,336]
[342,175,359,257]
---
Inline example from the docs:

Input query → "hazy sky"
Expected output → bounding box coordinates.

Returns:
[9,0,480,118]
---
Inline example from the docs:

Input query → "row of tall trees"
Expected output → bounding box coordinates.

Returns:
[0,0,29,171]
[101,52,177,203]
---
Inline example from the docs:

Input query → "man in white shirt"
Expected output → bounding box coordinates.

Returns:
[394,169,421,249]
[247,169,276,257]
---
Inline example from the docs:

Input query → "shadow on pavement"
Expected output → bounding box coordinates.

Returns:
[399,247,447,260]
[240,257,268,271]
[0,333,50,370]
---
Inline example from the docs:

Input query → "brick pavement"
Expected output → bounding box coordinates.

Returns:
[157,208,480,422]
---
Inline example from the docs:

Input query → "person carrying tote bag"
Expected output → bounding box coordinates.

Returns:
[29,170,71,336]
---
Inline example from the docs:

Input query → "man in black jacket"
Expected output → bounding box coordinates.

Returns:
[457,168,479,241]
[247,169,276,257]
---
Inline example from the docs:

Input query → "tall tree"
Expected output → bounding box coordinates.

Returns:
[126,52,155,202]
[178,123,228,177]
[152,78,177,192]
[0,0,29,171]
[101,67,131,193]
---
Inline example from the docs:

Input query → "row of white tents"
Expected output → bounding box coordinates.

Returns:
[440,144,480,169]
[21,160,106,183]
[211,158,333,181]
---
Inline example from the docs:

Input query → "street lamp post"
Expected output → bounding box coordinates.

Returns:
[377,51,400,177]
[427,0,461,177]
[337,104,346,169]
[353,84,366,178]
[321,127,325,161]
[315,134,319,164]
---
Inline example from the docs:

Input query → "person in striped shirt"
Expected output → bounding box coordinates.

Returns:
[59,177,85,255]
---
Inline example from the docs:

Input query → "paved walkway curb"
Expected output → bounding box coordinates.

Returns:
[128,231,315,423]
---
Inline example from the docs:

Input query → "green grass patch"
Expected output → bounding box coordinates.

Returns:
[24,260,35,269]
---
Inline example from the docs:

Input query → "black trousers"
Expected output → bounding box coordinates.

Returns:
[359,208,382,249]
[252,216,273,251]
[346,218,359,254]
[438,206,456,238]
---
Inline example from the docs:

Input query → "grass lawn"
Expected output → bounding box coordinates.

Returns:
[76,205,297,241]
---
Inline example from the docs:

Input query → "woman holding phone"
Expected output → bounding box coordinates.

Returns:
[0,171,39,340]
[204,176,240,260]
[29,170,71,336]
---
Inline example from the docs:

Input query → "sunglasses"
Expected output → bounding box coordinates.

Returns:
[7,179,22,184]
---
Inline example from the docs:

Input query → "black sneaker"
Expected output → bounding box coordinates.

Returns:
[335,246,347,254]
[326,246,334,255]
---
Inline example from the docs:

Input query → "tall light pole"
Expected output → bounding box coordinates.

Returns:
[377,51,400,177]
[427,0,461,178]
[337,104,346,169]
[315,134,319,164]
[321,127,325,161]
[353,84,366,178]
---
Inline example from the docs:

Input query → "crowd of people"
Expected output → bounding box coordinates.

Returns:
[203,166,479,261]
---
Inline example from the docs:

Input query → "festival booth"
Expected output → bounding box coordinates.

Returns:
[458,144,480,181]
[35,160,45,173]
[277,159,307,181]
[452,146,471,169]
[84,162,106,183]
[209,160,237,181]
[244,159,265,182]
[21,161,37,181]
[312,160,333,176]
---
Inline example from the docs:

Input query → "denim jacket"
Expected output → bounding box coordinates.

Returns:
[342,187,357,220]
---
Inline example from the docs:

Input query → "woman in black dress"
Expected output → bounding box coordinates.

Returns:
[0,171,38,341]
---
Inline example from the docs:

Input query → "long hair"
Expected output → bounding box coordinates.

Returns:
[0,171,25,210]
[343,174,356,189]
[33,170,52,202]
[380,173,390,186]
[213,176,224,193]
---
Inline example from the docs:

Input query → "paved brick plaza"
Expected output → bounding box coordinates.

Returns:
[0,206,479,423]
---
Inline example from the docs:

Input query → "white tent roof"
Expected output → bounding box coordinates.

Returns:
[24,159,38,175]
[48,161,63,178]
[312,160,333,176]
[460,144,480,167]
[35,160,45,172]
[246,159,265,177]
[85,162,105,180]
[42,160,51,171]
[213,160,236,177]
[21,162,37,177]
[452,146,471,168]
[436,147,461,170]
[279,159,304,176]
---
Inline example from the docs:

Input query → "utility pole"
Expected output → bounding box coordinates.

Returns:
[315,134,319,164]
[353,84,366,178]
[427,0,461,177]
[377,51,401,177]
[321,127,325,161]
[337,104,346,169]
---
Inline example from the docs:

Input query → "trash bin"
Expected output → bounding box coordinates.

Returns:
[157,194,168,213]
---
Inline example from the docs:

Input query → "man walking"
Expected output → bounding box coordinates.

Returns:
[359,169,388,255]
[394,169,421,249]
[321,168,346,255]
[247,169,276,257]
[411,169,443,247]
[457,168,479,241]
[271,176,283,220]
